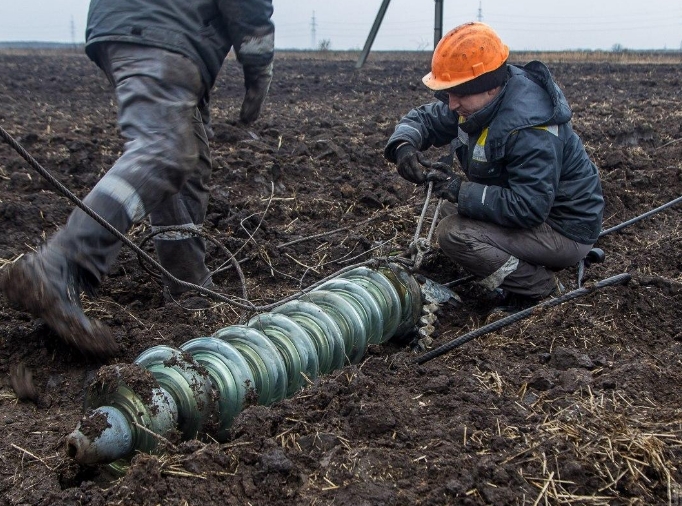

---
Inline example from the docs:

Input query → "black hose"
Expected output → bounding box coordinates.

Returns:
[414,272,631,365]
[599,195,682,237]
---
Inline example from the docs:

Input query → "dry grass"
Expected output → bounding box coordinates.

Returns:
[519,388,682,504]
[511,50,682,65]
[3,47,680,65]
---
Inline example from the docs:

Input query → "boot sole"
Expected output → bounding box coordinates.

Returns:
[1,257,119,358]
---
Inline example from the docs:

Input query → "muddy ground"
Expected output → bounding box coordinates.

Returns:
[0,50,681,505]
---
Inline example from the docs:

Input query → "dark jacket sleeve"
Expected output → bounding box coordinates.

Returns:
[218,0,275,68]
[384,101,459,162]
[458,127,562,228]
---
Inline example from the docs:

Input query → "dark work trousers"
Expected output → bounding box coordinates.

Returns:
[50,43,213,294]
[435,203,592,298]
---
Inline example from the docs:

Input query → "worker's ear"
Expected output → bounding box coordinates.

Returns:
[486,86,502,98]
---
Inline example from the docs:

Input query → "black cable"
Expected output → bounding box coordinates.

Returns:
[0,126,339,307]
[0,125,259,308]
[414,272,632,365]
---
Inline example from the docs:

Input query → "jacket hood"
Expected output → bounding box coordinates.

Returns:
[468,61,573,161]
[507,61,572,125]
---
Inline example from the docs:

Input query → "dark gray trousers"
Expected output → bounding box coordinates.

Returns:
[435,203,592,298]
[50,43,213,294]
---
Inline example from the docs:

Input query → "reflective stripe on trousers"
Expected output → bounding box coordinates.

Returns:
[50,43,212,291]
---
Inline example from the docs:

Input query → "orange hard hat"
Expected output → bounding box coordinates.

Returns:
[423,22,509,92]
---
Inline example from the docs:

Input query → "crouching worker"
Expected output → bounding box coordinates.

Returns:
[0,0,275,357]
[384,22,604,311]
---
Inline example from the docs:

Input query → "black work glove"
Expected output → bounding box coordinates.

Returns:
[426,167,462,203]
[239,62,273,125]
[395,143,427,184]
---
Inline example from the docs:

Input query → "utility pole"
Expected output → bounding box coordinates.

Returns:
[355,0,390,68]
[434,0,444,47]
[356,0,444,69]
[477,1,483,22]
[310,11,317,49]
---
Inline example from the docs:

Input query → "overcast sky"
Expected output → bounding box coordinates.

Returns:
[1,0,680,51]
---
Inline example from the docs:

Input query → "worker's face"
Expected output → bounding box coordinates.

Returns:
[446,87,501,118]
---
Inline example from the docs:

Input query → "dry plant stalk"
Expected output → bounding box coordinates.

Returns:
[519,388,680,504]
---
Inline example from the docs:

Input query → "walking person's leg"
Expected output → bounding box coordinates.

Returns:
[150,104,214,297]
[1,43,207,356]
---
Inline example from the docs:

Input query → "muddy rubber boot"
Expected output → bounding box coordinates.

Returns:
[488,277,565,315]
[488,290,540,314]
[0,248,119,358]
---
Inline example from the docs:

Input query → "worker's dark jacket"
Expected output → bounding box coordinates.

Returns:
[85,0,274,97]
[385,61,604,245]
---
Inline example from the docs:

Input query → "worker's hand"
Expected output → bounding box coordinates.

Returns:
[427,170,462,203]
[239,62,273,125]
[395,143,428,184]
